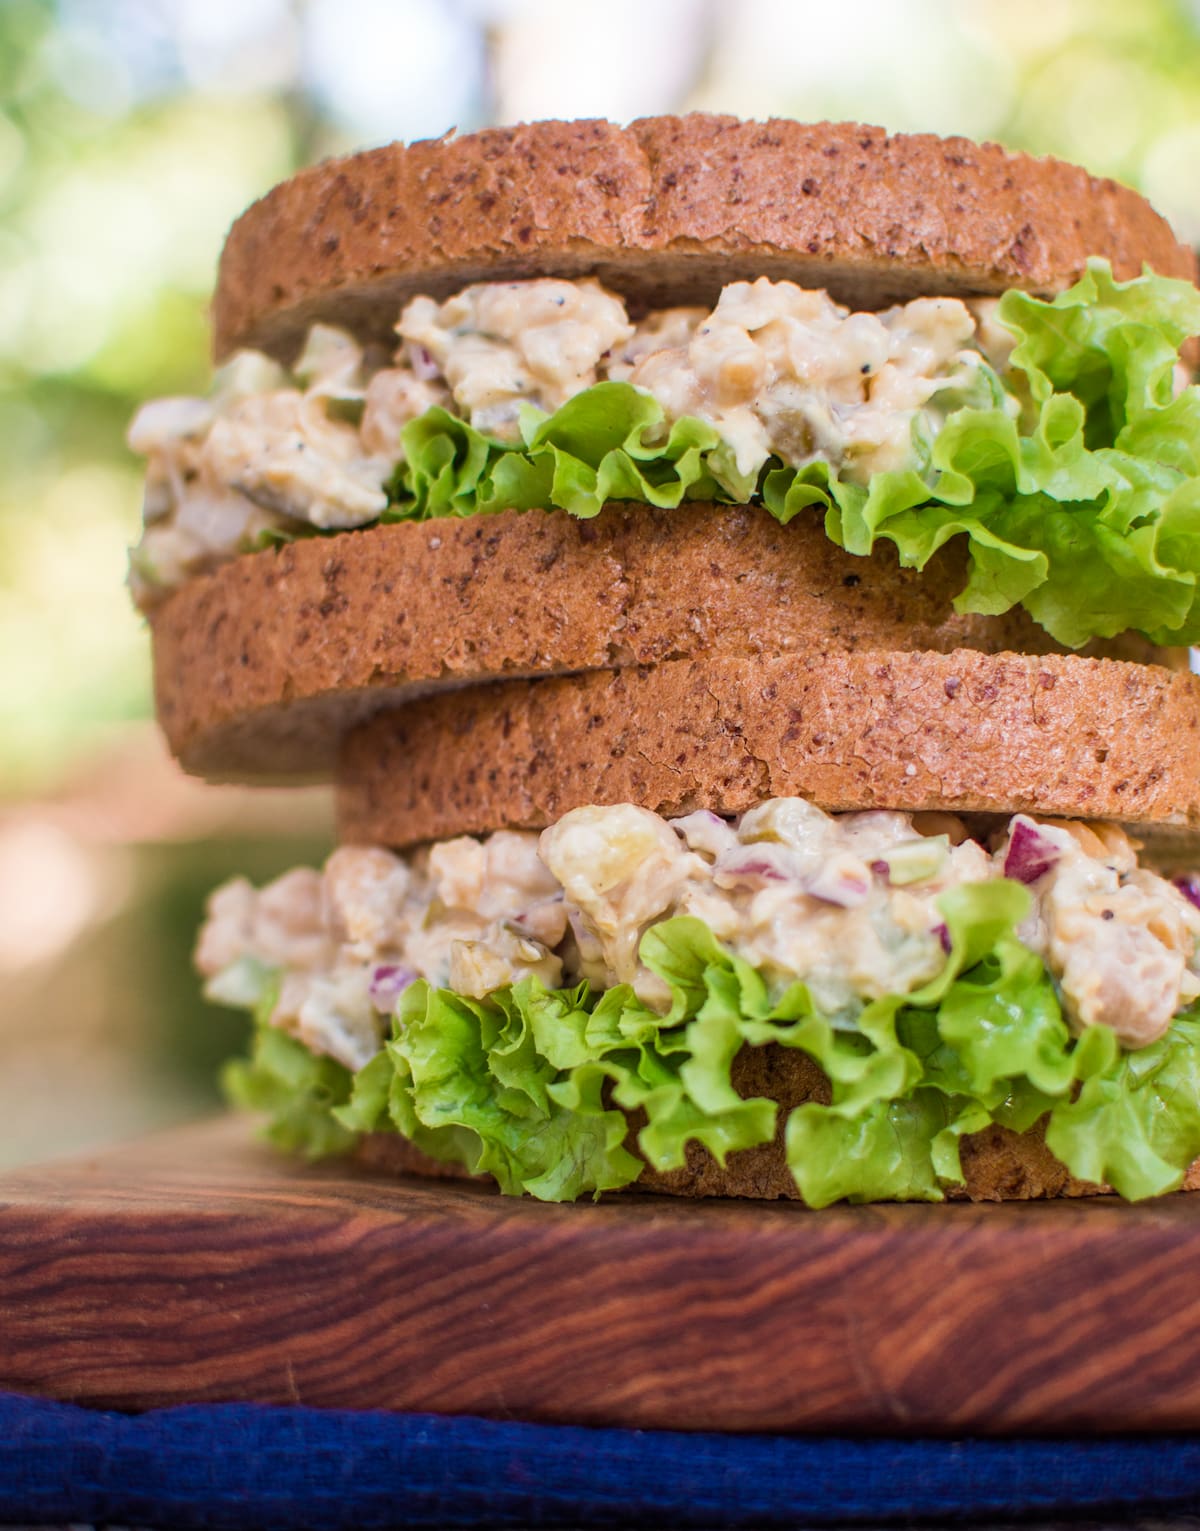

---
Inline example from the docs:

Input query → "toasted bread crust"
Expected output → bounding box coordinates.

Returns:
[354,1042,1200,1201]
[214,115,1195,362]
[150,506,1173,780]
[336,651,1200,847]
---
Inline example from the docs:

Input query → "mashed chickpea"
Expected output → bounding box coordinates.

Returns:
[197,797,1200,1071]
[129,275,1009,604]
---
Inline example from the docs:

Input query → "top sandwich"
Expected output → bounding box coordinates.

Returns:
[128,115,1200,778]
[146,116,1200,1208]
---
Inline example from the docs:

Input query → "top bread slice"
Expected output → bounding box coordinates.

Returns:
[212,115,1195,361]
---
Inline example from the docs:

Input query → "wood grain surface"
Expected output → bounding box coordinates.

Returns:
[4,1115,1200,1434]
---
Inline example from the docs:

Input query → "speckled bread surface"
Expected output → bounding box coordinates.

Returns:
[151,505,1175,781]
[355,1044,1200,1202]
[336,650,1200,848]
[213,115,1195,363]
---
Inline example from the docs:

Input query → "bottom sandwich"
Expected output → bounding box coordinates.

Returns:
[199,796,1200,1206]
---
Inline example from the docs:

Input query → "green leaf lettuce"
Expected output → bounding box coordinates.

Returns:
[221,882,1200,1205]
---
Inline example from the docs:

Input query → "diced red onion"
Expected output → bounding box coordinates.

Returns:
[805,864,871,907]
[369,963,416,1013]
[1003,819,1061,885]
[715,851,791,887]
[1174,875,1200,911]
[672,809,737,858]
[870,859,890,878]
[717,845,872,905]
[411,345,439,381]
[934,922,952,954]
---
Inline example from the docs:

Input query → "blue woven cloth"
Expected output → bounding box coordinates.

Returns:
[3,1392,1200,1528]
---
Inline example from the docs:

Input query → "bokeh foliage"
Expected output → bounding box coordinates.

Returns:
[2,0,1199,795]
[0,0,300,791]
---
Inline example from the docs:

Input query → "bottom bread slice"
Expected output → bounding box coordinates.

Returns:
[352,1042,1200,1204]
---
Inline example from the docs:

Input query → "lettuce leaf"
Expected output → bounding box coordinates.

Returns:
[1045,1014,1200,1200]
[221,980,356,1158]
[385,382,745,522]
[222,887,1200,1206]
[761,263,1200,646]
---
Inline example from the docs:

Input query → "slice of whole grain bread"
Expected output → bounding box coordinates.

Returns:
[213,115,1195,363]
[151,505,1179,780]
[335,650,1200,846]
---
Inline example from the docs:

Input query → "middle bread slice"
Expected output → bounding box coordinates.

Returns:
[336,649,1200,849]
[154,502,1173,780]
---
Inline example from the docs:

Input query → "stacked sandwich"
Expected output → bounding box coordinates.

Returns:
[130,116,1200,1206]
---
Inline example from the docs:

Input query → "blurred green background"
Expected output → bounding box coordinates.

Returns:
[3,0,1200,1165]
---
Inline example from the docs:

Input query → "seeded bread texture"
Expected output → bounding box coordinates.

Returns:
[336,650,1200,847]
[151,505,1175,780]
[213,115,1195,362]
[354,1042,1200,1202]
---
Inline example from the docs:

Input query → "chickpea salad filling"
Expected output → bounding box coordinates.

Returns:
[130,262,1200,650]
[203,797,1200,1206]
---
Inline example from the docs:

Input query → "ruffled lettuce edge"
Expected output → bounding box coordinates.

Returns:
[221,880,1200,1206]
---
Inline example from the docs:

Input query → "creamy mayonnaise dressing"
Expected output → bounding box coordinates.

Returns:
[196,797,1200,1073]
[608,280,985,482]
[129,328,397,602]
[397,278,634,437]
[1009,816,1200,1045]
[128,276,1011,605]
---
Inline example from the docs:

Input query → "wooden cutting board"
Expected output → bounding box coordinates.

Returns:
[2,1114,1199,1435]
